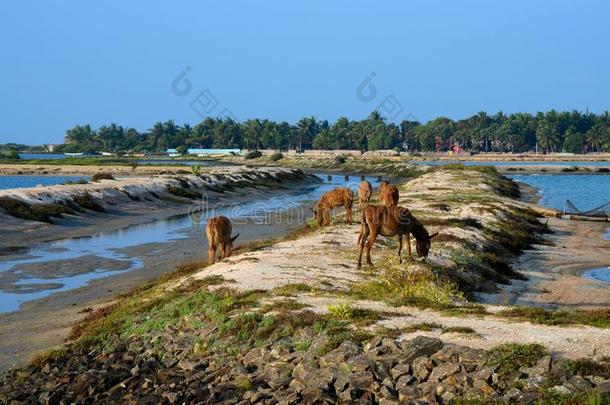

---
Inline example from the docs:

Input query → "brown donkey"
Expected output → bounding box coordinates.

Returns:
[206,216,239,263]
[357,205,437,268]
[358,180,373,210]
[313,187,354,226]
[379,181,399,207]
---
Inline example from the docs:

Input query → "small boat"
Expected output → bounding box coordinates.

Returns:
[64,152,84,157]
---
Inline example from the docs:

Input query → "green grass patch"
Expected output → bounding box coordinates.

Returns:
[262,299,308,313]
[0,197,74,222]
[441,326,477,334]
[497,307,610,328]
[166,186,202,199]
[486,343,548,373]
[272,283,315,296]
[403,322,443,333]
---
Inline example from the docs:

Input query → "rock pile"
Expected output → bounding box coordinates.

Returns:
[2,333,608,404]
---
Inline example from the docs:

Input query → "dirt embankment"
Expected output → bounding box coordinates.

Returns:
[2,167,609,404]
[0,163,210,176]
[0,167,316,239]
[220,154,610,176]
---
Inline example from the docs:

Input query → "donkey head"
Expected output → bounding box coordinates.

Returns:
[414,224,438,258]
[312,201,324,226]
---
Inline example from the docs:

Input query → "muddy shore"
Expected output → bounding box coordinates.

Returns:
[478,217,610,309]
[0,170,320,371]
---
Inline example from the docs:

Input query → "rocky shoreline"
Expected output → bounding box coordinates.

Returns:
[2,328,607,404]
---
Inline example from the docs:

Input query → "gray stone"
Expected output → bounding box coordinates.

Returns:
[379,399,400,405]
[304,367,336,392]
[522,375,547,392]
[549,385,572,396]
[566,375,592,392]
[379,384,397,400]
[263,361,293,389]
[319,340,362,368]
[399,336,444,364]
[398,386,422,402]
[472,378,496,396]
[441,391,456,403]
[597,379,610,394]
[412,357,433,381]
[390,362,410,380]
[364,336,383,352]
[476,365,497,383]
[502,387,524,402]
[375,362,391,381]
[428,362,461,382]
[522,355,551,377]
[346,354,376,373]
[395,374,415,390]
[381,338,402,354]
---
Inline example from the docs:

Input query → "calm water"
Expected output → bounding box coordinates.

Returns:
[509,174,610,212]
[0,173,378,313]
[0,175,90,190]
[18,153,67,159]
[511,173,610,284]
[415,160,610,167]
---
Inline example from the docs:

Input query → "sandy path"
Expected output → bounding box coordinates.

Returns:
[179,221,610,360]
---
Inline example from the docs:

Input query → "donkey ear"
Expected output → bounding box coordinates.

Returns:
[429,232,439,239]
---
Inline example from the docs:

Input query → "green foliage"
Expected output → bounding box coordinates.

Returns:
[441,326,477,334]
[50,109,610,154]
[333,155,347,164]
[402,322,443,333]
[348,264,464,310]
[0,197,74,223]
[191,163,202,176]
[245,150,262,159]
[0,148,20,160]
[269,152,284,161]
[166,186,202,199]
[497,307,610,328]
[486,343,548,372]
[327,303,354,320]
[566,358,610,379]
[91,172,115,182]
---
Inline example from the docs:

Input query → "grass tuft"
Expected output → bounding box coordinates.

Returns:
[486,343,547,372]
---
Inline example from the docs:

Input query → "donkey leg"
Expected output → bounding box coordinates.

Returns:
[325,207,331,226]
[365,230,379,267]
[346,205,352,225]
[357,226,369,268]
[406,233,412,259]
[208,244,216,264]
[397,234,403,264]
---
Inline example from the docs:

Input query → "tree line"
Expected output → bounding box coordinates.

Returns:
[59,110,610,154]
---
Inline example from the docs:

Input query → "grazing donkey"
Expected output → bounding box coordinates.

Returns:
[358,180,373,210]
[379,181,399,207]
[206,216,239,263]
[313,187,354,226]
[357,205,437,268]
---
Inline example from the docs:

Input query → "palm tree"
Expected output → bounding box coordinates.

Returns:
[536,122,560,153]
[243,119,262,150]
[585,124,607,152]
[296,117,317,151]
[64,125,95,145]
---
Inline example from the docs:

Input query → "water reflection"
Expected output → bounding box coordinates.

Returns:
[0,173,379,313]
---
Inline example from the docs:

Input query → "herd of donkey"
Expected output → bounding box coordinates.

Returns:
[206,179,437,268]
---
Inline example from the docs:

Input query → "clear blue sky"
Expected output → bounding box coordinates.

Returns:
[1,0,609,144]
